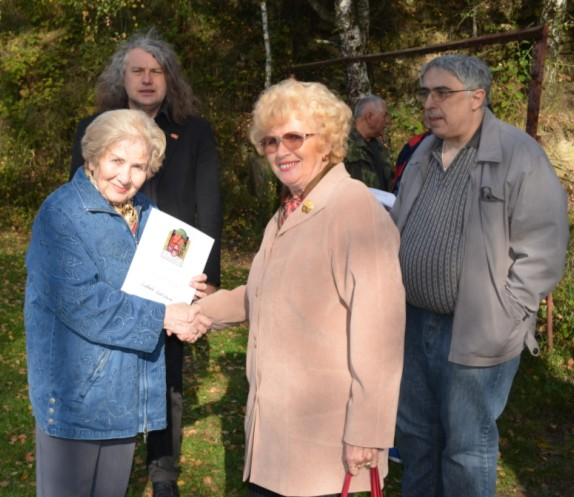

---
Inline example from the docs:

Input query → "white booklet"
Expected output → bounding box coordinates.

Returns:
[121,207,214,305]
[369,187,396,209]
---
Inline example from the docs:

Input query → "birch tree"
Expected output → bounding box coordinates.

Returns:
[308,0,371,105]
[541,0,568,83]
[335,0,371,104]
[260,1,272,89]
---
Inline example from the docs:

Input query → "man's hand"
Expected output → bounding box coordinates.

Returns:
[190,273,218,300]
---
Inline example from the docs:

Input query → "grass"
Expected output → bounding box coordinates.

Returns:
[1,230,573,496]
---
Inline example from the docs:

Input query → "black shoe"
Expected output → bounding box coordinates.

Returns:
[152,480,180,497]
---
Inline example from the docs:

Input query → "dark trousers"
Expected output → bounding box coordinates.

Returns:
[35,425,135,497]
[147,334,184,482]
[248,482,352,497]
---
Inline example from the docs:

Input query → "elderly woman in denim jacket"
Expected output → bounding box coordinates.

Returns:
[24,109,210,497]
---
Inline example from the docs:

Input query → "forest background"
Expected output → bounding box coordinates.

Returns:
[1,0,573,245]
[1,0,574,496]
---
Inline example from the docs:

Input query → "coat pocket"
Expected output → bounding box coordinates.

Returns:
[79,349,111,398]
[480,185,503,202]
[504,284,530,323]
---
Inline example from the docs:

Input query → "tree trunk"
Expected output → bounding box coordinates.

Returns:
[334,0,371,105]
[261,1,272,89]
[541,0,567,83]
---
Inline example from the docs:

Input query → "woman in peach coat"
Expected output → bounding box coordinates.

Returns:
[197,79,405,497]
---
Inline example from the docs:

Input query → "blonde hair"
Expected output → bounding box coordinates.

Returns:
[81,109,166,178]
[249,79,352,164]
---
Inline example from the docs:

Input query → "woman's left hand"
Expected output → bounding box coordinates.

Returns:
[344,443,379,476]
[190,273,216,300]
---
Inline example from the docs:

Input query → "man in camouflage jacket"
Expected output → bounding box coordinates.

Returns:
[344,95,393,191]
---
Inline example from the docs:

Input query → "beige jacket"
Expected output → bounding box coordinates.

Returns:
[200,164,405,496]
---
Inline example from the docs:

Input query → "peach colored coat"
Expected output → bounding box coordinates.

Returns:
[200,164,405,496]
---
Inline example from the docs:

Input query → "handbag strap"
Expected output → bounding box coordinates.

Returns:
[341,472,352,497]
[370,466,383,497]
[341,468,383,497]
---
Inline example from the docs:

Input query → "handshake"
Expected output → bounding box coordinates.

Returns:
[163,302,212,343]
[162,273,212,343]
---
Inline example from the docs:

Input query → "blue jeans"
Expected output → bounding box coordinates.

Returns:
[396,305,520,497]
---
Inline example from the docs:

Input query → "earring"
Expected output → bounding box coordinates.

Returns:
[322,154,329,162]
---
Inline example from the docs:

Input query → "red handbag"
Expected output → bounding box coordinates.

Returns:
[341,467,383,497]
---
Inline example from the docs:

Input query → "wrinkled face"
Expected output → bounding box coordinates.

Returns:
[367,101,390,138]
[421,66,485,143]
[88,139,149,204]
[123,48,167,118]
[262,116,329,197]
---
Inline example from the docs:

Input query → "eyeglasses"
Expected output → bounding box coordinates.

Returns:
[414,87,477,105]
[258,132,316,153]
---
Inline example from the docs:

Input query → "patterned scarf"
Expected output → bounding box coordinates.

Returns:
[114,201,139,235]
[84,166,139,234]
[278,194,302,228]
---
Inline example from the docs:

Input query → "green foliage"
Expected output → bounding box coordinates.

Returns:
[497,343,574,496]
[220,151,280,253]
[386,100,427,159]
[0,135,63,232]
[548,215,574,343]
[0,0,561,241]
[0,233,34,494]
[0,27,90,229]
[488,41,532,125]
[42,0,147,40]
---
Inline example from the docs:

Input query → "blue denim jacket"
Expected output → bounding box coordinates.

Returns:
[25,169,167,440]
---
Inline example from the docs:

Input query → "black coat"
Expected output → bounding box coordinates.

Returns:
[70,110,223,286]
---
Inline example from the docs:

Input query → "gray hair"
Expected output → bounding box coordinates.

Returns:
[81,109,166,178]
[95,29,199,124]
[353,95,386,119]
[419,54,491,106]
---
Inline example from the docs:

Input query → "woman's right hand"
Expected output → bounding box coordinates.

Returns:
[344,443,379,476]
[164,302,212,343]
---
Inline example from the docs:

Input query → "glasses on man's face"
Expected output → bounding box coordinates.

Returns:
[258,132,316,154]
[414,87,476,105]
